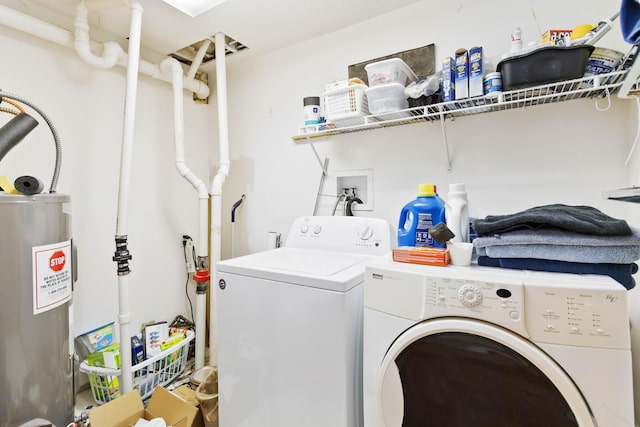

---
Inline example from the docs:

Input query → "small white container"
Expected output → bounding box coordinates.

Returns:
[447,242,474,266]
[365,58,417,87]
[365,82,409,115]
[483,72,502,98]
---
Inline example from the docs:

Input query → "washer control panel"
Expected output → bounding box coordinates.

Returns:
[286,216,390,255]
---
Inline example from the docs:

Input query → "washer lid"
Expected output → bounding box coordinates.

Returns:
[217,247,374,291]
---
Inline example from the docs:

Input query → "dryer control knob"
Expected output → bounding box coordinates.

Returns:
[300,224,309,234]
[457,284,483,307]
[313,225,322,234]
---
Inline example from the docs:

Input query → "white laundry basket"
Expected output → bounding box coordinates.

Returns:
[79,330,194,404]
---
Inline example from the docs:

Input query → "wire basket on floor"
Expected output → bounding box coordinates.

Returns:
[79,330,194,405]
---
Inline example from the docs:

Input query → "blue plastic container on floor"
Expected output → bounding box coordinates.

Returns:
[397,183,446,248]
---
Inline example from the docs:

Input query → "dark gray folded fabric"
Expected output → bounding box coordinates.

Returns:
[472,204,631,236]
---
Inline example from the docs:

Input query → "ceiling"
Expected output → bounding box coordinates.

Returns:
[0,0,424,61]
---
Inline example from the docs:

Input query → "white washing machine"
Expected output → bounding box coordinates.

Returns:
[363,256,635,427]
[216,216,391,427]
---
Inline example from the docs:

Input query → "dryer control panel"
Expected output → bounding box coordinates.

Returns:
[523,274,630,350]
[365,257,631,350]
[366,260,530,339]
[286,216,390,255]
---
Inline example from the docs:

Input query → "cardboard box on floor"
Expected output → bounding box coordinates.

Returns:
[89,387,198,427]
[171,386,204,427]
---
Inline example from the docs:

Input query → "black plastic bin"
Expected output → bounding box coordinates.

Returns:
[497,45,594,91]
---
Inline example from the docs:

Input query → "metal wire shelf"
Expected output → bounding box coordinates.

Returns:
[292,69,628,142]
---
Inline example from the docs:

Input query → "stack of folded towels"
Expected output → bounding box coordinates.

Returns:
[471,204,640,290]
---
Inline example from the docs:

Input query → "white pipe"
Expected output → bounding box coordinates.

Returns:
[0,4,209,99]
[209,31,231,366]
[86,0,129,9]
[160,57,209,370]
[114,0,143,393]
[187,38,212,79]
[74,1,122,69]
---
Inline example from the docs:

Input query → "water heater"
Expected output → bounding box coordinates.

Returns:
[0,193,74,427]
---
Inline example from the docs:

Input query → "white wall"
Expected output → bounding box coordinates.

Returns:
[3,0,640,418]
[212,0,634,255]
[0,25,212,337]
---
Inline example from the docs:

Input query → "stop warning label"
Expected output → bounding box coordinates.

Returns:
[49,251,66,272]
[33,240,72,315]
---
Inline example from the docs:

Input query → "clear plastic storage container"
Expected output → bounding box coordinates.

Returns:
[365,82,409,116]
[365,58,417,87]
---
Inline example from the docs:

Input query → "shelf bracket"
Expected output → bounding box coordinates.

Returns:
[312,157,329,215]
[618,47,640,99]
[439,107,452,173]
[306,135,328,175]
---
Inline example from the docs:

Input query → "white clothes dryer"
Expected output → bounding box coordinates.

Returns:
[216,216,390,427]
[363,256,635,427]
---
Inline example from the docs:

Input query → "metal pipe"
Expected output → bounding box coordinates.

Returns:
[231,195,245,258]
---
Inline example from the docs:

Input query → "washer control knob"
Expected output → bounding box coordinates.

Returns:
[359,225,373,240]
[300,224,309,234]
[457,284,483,307]
[313,225,322,234]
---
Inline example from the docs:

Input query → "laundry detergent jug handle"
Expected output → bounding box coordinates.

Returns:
[397,207,415,245]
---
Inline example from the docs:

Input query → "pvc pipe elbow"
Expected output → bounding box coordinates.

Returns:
[74,41,120,68]
[160,57,182,76]
[175,161,208,198]
[74,2,120,68]
[190,79,211,100]
[211,163,230,196]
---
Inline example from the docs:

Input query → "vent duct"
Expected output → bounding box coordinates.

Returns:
[170,34,247,66]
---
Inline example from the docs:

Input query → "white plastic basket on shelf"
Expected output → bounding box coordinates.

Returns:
[323,83,370,127]
[79,330,194,405]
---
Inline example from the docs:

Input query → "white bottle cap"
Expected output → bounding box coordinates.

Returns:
[449,183,466,193]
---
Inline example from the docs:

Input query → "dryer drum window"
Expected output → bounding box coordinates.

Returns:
[394,332,581,427]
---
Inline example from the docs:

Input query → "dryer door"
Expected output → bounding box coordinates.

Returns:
[377,318,596,427]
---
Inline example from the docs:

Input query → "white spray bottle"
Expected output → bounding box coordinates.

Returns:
[446,183,469,243]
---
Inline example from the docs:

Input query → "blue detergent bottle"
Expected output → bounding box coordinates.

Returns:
[397,183,447,248]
